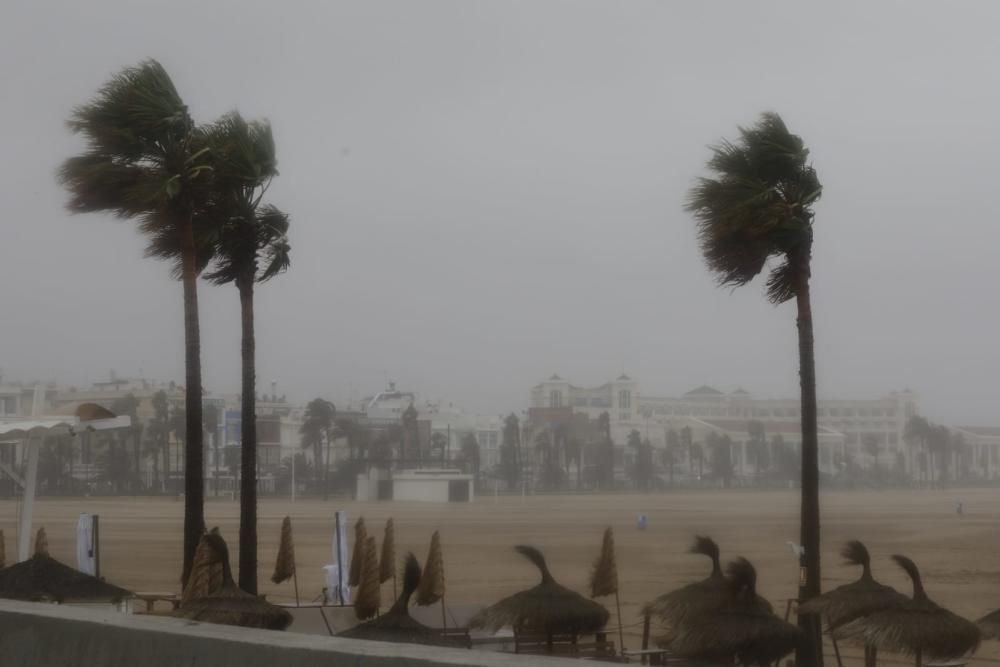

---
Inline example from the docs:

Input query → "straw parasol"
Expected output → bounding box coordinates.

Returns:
[0,527,131,603]
[643,535,771,643]
[340,553,465,647]
[348,517,367,588]
[976,608,1000,640]
[416,530,444,607]
[470,545,609,639]
[354,535,381,620]
[800,541,908,629]
[668,557,801,666]
[181,529,225,605]
[837,555,980,665]
[379,518,396,596]
[271,516,298,605]
[590,527,624,652]
[175,530,292,630]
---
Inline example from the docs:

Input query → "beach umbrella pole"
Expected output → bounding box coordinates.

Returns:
[441,595,447,631]
[293,569,300,607]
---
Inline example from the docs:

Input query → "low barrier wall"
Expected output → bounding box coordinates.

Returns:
[0,599,568,667]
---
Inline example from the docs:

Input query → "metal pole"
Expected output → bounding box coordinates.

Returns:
[93,514,101,580]
[614,589,625,657]
[291,453,296,503]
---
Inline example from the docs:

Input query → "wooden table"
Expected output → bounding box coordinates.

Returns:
[133,592,181,613]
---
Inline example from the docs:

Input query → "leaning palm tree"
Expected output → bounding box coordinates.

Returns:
[202,111,288,595]
[687,112,823,666]
[59,60,214,585]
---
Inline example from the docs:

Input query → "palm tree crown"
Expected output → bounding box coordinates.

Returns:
[686,112,821,303]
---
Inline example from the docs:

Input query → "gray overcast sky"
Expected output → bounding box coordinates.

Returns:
[1,1,998,423]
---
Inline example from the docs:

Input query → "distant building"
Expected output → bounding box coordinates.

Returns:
[530,375,923,480]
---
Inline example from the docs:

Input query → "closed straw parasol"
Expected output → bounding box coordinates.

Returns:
[175,530,292,631]
[379,518,396,585]
[340,553,465,647]
[799,540,908,629]
[354,535,381,620]
[642,536,771,642]
[271,516,296,585]
[416,530,444,607]
[837,555,979,663]
[0,528,131,603]
[470,545,609,638]
[348,517,367,588]
[181,529,225,604]
[668,557,801,666]
[590,527,618,598]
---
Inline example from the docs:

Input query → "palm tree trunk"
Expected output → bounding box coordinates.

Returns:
[180,216,205,588]
[237,280,258,594]
[795,271,823,667]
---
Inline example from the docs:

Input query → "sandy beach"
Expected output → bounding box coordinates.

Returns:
[3,488,998,664]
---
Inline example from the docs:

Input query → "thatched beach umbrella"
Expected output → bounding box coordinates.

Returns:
[801,541,907,629]
[348,517,367,588]
[379,518,396,597]
[642,536,771,643]
[181,529,225,605]
[175,530,292,630]
[340,553,465,647]
[470,545,609,643]
[837,555,979,666]
[976,608,1000,640]
[799,541,908,667]
[668,558,801,666]
[354,535,381,620]
[590,527,624,652]
[416,530,447,629]
[271,516,298,605]
[0,527,131,603]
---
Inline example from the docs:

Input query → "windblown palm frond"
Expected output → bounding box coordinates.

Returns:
[686,112,821,305]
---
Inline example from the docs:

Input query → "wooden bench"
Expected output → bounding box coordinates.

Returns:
[437,627,473,648]
[133,592,181,614]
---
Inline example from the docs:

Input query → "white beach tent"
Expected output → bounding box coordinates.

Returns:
[0,387,130,562]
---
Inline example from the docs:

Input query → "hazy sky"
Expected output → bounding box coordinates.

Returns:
[2,1,998,423]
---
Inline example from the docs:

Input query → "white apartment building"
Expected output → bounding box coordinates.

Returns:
[530,375,923,478]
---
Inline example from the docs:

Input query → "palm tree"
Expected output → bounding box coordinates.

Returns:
[203,403,221,495]
[401,403,419,463]
[458,433,481,487]
[300,398,335,488]
[60,61,214,584]
[747,420,768,482]
[686,112,823,666]
[112,393,142,487]
[862,433,880,475]
[904,416,932,482]
[202,112,289,595]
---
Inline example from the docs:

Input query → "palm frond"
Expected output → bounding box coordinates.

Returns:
[686,112,822,304]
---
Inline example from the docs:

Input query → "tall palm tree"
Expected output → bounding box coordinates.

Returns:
[686,112,823,666]
[202,112,289,595]
[300,398,335,484]
[59,61,213,584]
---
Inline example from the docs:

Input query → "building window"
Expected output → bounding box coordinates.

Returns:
[550,390,563,408]
[618,390,631,410]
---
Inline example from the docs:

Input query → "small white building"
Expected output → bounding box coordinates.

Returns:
[393,469,474,503]
[356,468,474,503]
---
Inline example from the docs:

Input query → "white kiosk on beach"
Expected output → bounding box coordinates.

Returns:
[0,387,130,562]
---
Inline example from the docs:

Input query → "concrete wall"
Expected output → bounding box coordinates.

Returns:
[0,599,569,667]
